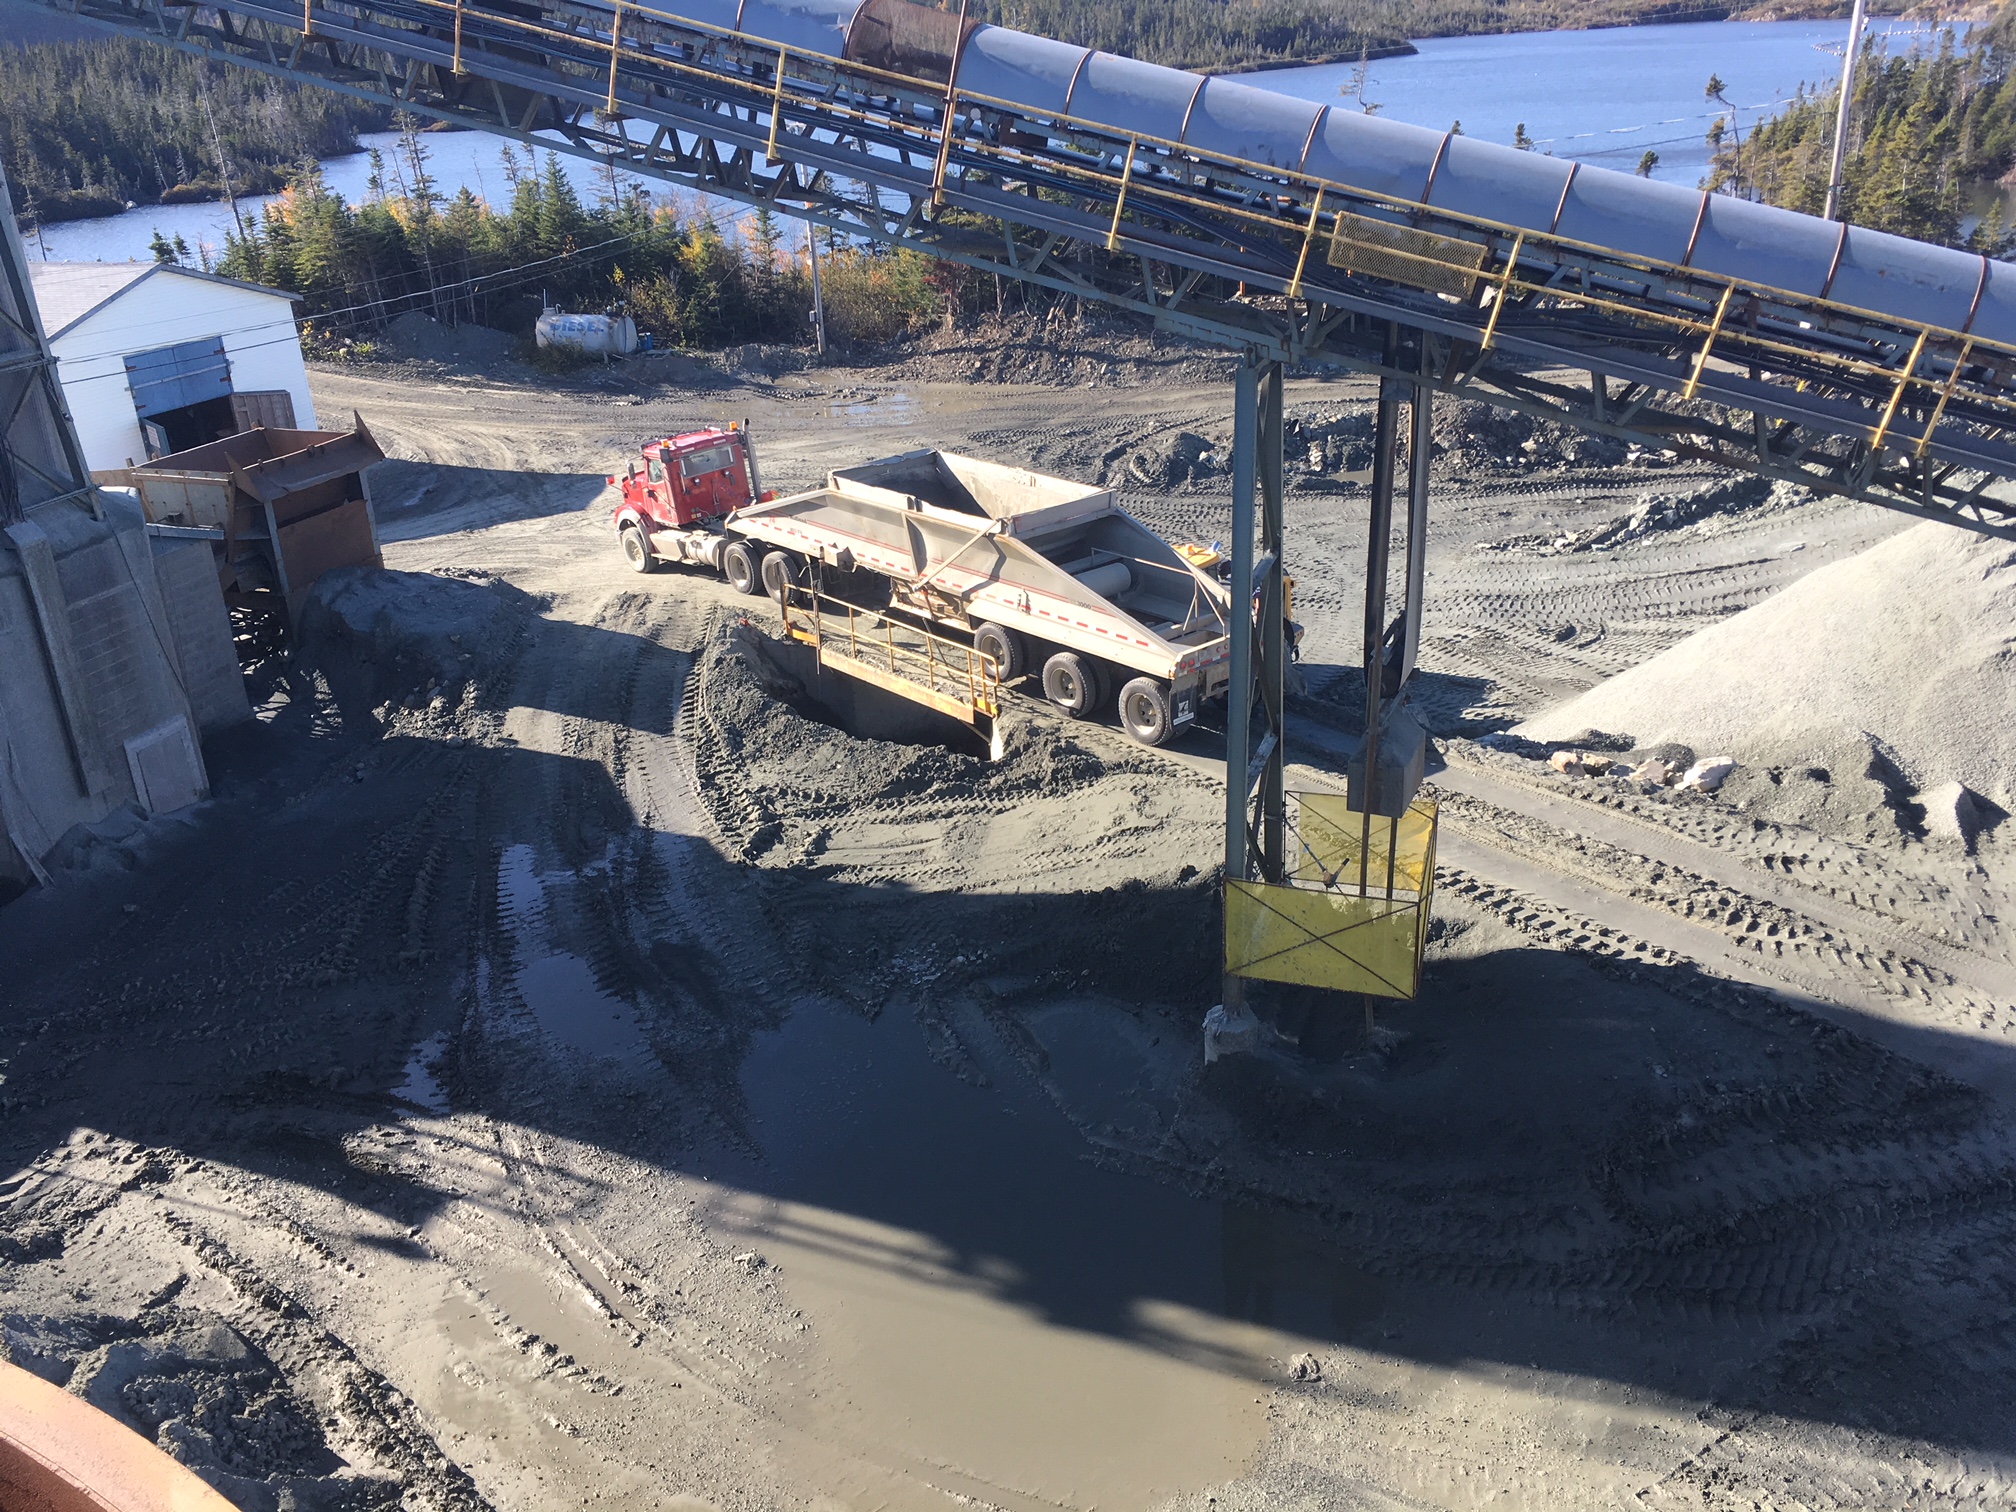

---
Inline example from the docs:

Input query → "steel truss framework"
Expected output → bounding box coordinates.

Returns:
[18,0,2016,538]
[0,164,92,525]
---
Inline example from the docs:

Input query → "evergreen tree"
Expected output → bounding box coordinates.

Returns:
[1725,23,2012,251]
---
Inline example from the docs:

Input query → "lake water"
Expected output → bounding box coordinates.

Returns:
[25,17,1953,267]
[1258,18,1945,187]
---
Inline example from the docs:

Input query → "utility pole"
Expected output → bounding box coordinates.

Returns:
[200,83,249,244]
[1824,0,1868,223]
[806,221,827,357]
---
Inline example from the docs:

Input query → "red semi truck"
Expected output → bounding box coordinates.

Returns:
[609,425,1234,746]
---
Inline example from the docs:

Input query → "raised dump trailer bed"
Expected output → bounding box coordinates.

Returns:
[732,449,1231,745]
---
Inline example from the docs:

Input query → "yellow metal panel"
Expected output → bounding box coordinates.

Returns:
[1225,881,1424,999]
[1292,795,1436,893]
[813,645,984,726]
[1327,212,1488,299]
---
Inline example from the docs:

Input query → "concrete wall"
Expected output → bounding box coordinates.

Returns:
[50,273,316,473]
[0,492,210,889]
[149,533,251,732]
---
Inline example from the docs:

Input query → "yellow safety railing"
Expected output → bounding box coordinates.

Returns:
[1226,794,1438,1000]
[777,581,1002,727]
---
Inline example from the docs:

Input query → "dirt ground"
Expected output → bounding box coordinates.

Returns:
[5,334,2015,1512]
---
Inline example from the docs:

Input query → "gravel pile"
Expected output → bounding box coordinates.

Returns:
[297,567,536,733]
[1518,520,2016,835]
[379,313,517,366]
[1480,475,1797,554]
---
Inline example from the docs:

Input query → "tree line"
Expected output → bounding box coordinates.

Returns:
[1710,13,2016,251]
[0,38,393,224]
[205,129,981,351]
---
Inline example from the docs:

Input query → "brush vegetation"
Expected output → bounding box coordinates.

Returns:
[209,131,976,351]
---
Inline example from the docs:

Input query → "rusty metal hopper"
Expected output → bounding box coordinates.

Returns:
[132,413,384,633]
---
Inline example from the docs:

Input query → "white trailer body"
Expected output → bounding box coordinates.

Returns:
[729,449,1232,740]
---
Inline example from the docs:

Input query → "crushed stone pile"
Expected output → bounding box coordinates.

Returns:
[878,310,1235,387]
[701,620,1116,818]
[1111,399,1648,498]
[1518,521,2016,843]
[4,1308,406,1510]
[1431,400,1632,474]
[695,621,1222,1004]
[1127,429,1219,488]
[379,312,517,366]
[298,566,536,732]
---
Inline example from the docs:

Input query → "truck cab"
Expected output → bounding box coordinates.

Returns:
[612,426,760,568]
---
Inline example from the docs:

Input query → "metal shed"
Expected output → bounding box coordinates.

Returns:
[26,262,317,476]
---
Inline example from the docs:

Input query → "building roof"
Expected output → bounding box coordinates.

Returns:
[26,262,301,342]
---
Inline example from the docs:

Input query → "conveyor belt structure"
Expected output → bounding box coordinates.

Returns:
[15,0,2016,533]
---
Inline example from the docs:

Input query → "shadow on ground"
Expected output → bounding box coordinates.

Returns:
[3,603,2014,1480]
[368,461,612,544]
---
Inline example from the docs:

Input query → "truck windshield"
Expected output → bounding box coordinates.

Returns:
[679,444,736,479]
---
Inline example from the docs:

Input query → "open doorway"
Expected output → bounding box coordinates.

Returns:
[126,338,233,460]
[139,395,239,457]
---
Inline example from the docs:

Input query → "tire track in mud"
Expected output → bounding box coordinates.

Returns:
[1444,747,2012,976]
[376,585,821,1503]
[1296,870,2016,1332]
[1433,786,2016,1046]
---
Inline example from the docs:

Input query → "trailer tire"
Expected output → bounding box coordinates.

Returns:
[619,524,658,574]
[760,549,804,604]
[722,540,763,596]
[1117,677,1174,747]
[1041,651,1103,718]
[973,622,1025,681]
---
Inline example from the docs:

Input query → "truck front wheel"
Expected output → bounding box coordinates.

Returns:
[1041,652,1104,718]
[722,540,763,596]
[619,524,657,574]
[1117,677,1174,747]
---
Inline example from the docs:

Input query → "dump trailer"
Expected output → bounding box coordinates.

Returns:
[611,434,1232,746]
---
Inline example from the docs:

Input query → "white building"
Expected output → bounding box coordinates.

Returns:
[26,261,317,474]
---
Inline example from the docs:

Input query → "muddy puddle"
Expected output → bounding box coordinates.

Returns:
[810,391,921,426]
[497,844,650,1060]
[396,1029,453,1114]
[698,995,1380,1510]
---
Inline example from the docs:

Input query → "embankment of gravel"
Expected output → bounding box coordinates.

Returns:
[297,567,538,734]
[1518,521,2016,846]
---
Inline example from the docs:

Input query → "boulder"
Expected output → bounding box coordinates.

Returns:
[1677,757,1737,793]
